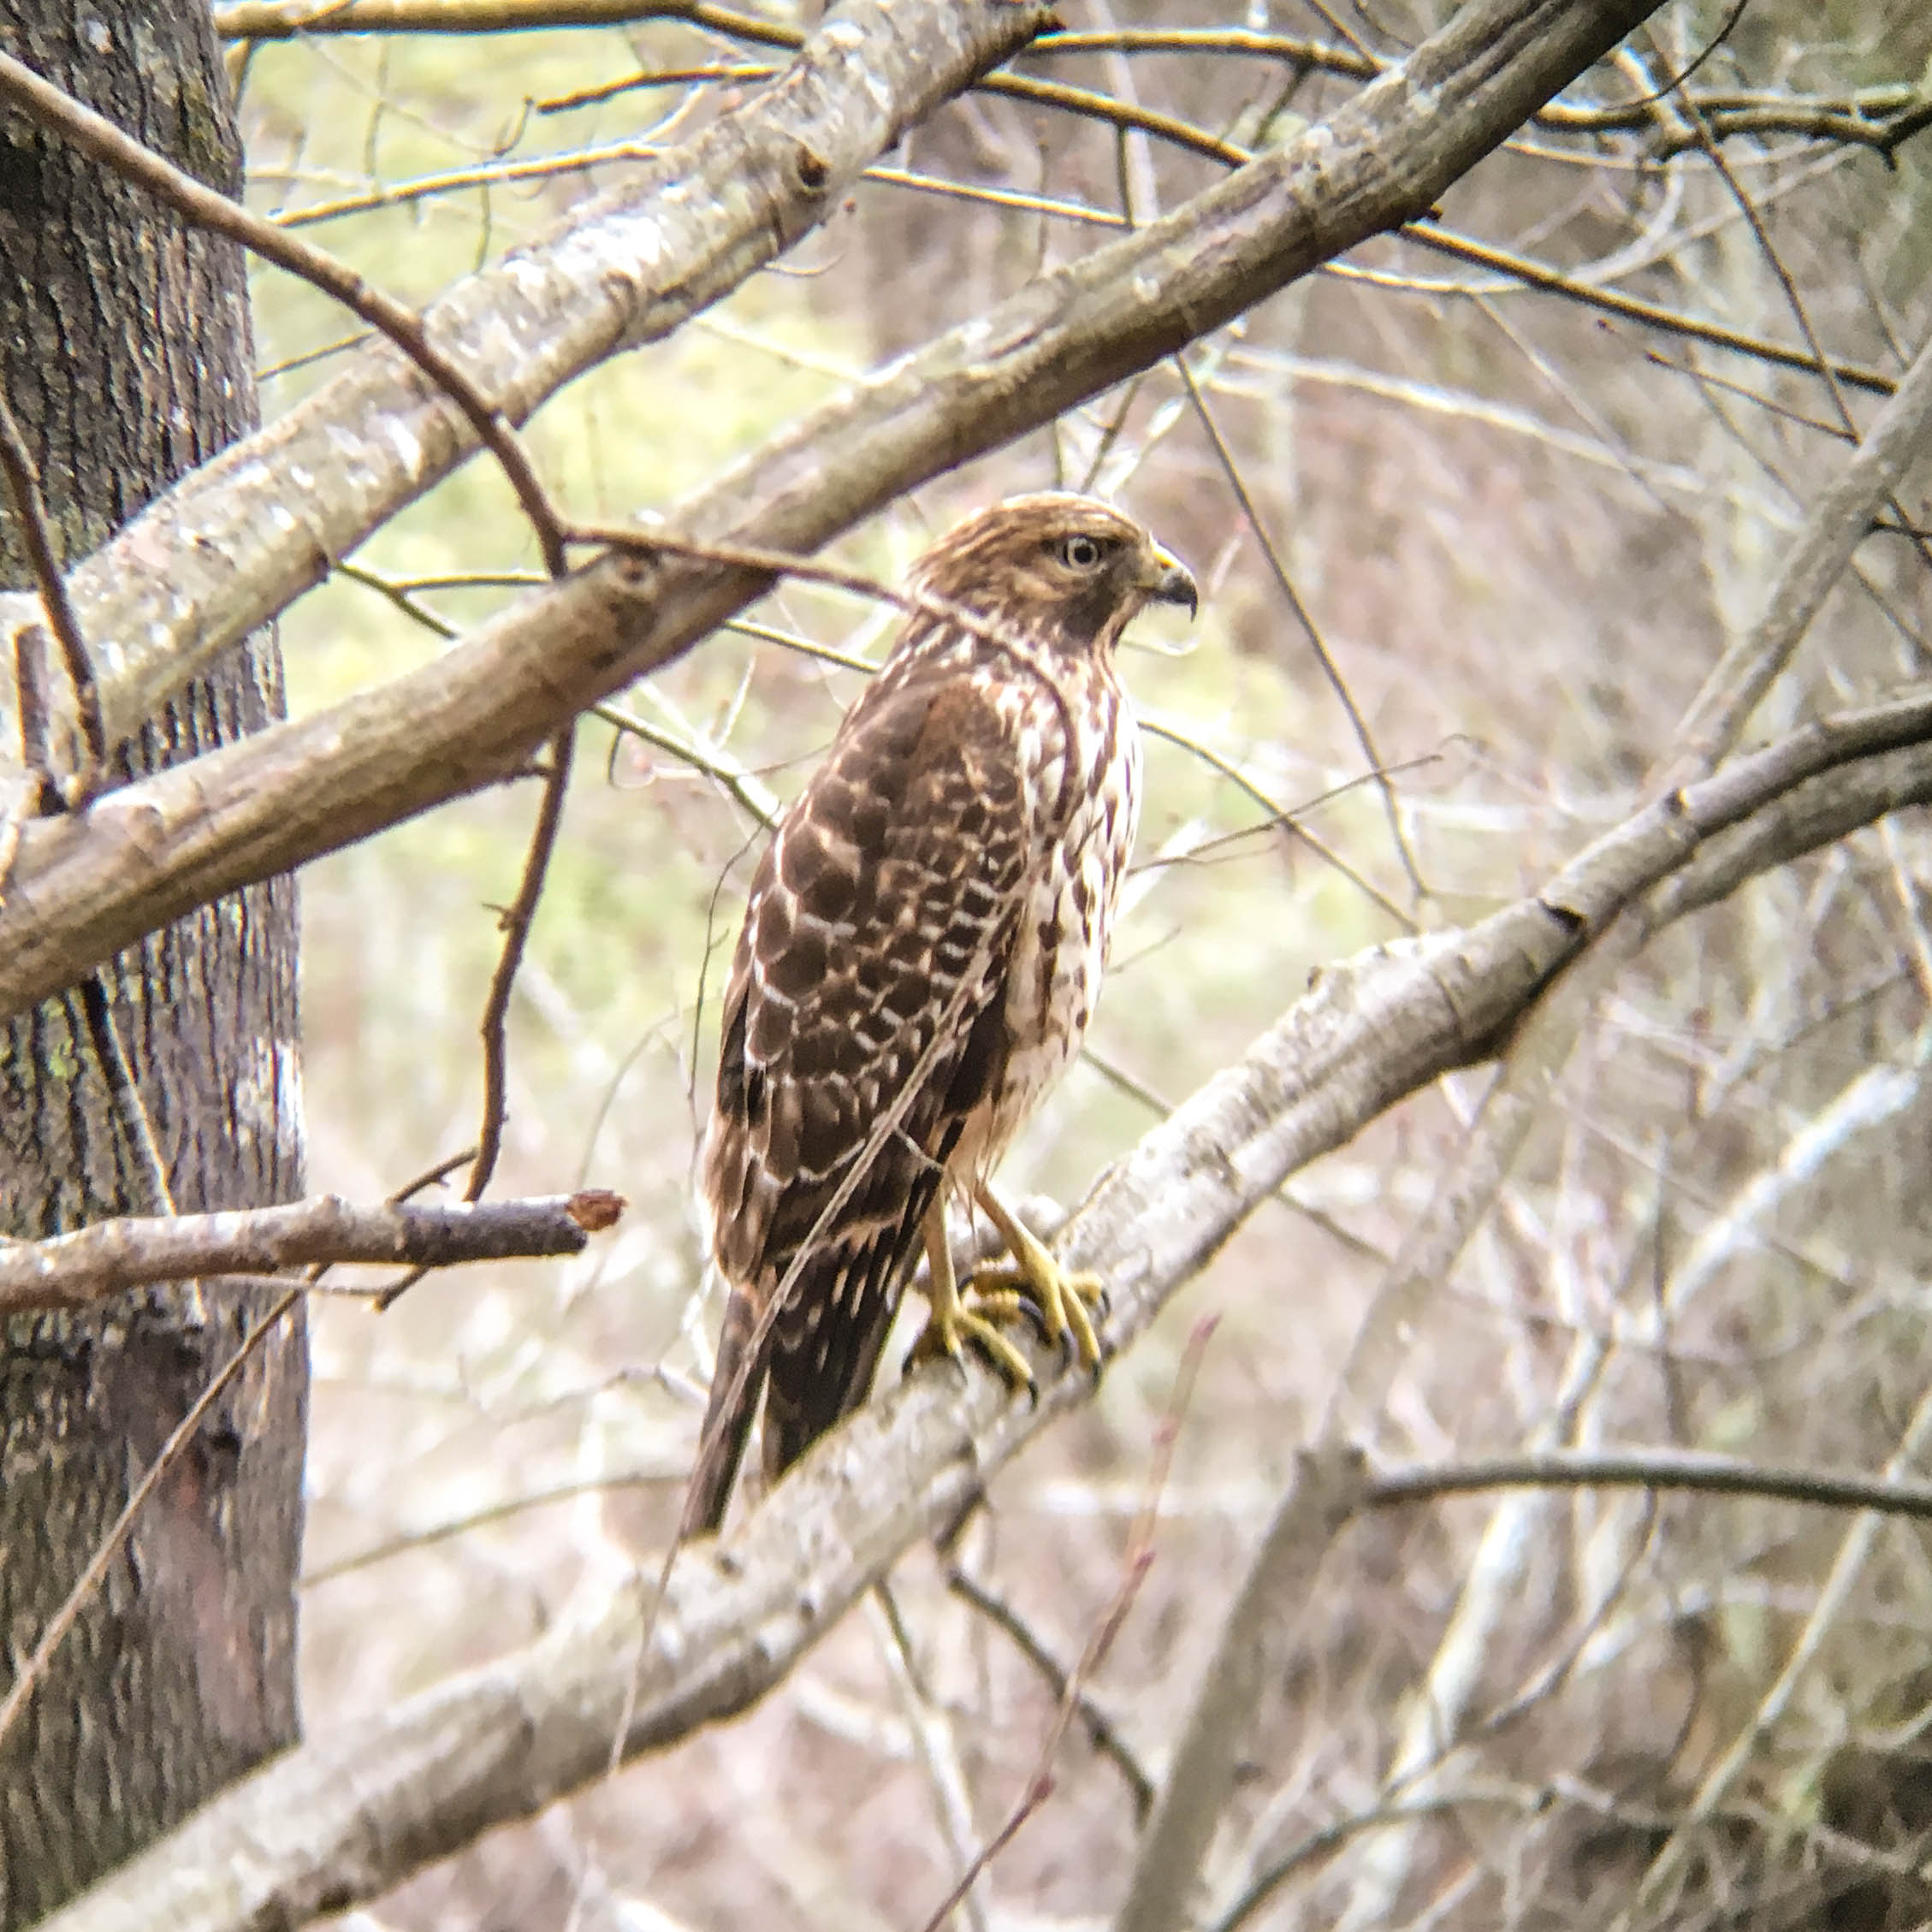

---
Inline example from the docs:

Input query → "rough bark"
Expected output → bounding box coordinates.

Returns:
[0,3,305,1924]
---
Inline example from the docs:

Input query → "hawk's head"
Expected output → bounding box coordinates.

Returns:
[910,493,1197,659]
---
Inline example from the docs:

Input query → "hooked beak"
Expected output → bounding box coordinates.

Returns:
[1142,542,1198,621]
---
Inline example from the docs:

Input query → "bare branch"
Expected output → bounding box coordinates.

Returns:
[0,1191,621,1314]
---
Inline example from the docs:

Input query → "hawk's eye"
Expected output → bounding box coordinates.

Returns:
[1058,533,1105,570]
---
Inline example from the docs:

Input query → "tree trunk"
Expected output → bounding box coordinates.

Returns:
[0,3,306,1924]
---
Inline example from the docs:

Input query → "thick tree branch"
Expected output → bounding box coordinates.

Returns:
[0,0,1055,764]
[0,0,1668,1025]
[39,692,1932,1932]
[0,1192,622,1314]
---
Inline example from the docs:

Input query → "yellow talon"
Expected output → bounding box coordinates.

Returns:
[908,1199,1037,1392]
[908,1295,1038,1390]
[969,1185,1105,1370]
[908,1190,1107,1387]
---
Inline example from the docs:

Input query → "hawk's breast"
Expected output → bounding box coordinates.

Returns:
[962,658,1141,1180]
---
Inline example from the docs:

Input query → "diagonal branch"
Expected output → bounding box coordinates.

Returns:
[0,0,1670,1026]
[36,692,1932,1932]
[1662,323,1932,787]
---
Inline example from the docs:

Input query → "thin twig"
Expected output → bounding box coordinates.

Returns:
[569,519,1188,690]
[388,1143,482,1200]
[471,723,577,1199]
[302,1467,684,1587]
[1641,347,1855,442]
[921,1316,1216,1929]
[1399,223,1895,399]
[377,726,579,1309]
[944,1568,1156,1822]
[1173,354,1426,904]
[568,519,946,628]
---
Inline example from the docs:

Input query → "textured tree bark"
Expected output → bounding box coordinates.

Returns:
[0,3,306,1925]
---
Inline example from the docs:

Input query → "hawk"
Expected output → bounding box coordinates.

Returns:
[683,494,1197,1536]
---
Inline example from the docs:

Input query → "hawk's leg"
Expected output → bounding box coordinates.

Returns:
[908,1194,1036,1390]
[968,1184,1104,1371]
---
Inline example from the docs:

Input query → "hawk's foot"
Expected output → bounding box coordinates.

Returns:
[907,1287,1037,1393]
[909,1193,1037,1393]
[970,1189,1105,1371]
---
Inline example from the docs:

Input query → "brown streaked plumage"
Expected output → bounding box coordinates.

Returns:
[683,493,1197,1536]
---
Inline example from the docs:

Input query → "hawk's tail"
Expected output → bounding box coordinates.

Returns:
[679,1288,762,1538]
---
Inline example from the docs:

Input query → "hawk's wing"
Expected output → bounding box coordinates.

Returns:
[684,657,1040,1533]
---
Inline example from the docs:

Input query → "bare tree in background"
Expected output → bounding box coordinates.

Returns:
[2,2,1931,1929]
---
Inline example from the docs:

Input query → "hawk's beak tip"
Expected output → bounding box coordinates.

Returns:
[1153,561,1199,621]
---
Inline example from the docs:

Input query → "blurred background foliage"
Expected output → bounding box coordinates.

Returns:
[216,0,1932,1923]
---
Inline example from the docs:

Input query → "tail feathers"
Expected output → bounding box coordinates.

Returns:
[761,1212,926,1486]
[679,1289,763,1538]
[683,1191,933,1534]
